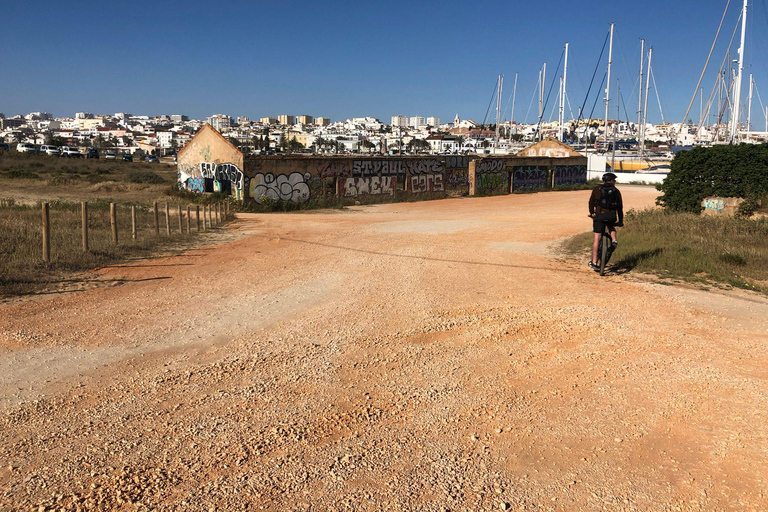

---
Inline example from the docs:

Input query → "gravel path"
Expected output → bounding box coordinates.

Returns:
[1,187,766,511]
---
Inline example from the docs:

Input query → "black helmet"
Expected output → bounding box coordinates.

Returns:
[602,172,617,182]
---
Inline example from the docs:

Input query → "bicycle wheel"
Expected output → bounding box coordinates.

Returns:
[599,234,609,276]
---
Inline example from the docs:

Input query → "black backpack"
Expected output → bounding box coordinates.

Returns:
[599,185,619,210]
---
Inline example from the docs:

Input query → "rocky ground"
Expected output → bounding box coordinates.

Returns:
[1,187,766,511]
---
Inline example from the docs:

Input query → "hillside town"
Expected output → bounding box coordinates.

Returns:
[2,109,765,159]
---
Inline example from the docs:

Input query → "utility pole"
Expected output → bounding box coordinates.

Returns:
[604,23,615,145]
[729,0,748,143]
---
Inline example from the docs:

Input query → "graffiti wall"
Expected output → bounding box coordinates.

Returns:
[474,159,509,195]
[339,176,396,197]
[553,165,587,186]
[249,172,312,204]
[512,166,549,191]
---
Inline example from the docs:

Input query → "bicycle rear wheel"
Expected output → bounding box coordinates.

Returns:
[599,234,609,276]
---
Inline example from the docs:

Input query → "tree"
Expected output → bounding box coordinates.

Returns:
[407,138,429,154]
[288,137,305,152]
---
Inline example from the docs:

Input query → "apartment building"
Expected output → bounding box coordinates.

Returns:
[391,115,408,128]
[278,115,296,125]
[315,117,331,126]
[297,115,314,125]
[206,114,233,132]
[259,117,278,124]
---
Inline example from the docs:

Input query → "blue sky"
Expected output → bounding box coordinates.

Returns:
[2,0,767,127]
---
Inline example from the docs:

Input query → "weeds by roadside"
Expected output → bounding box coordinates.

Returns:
[564,208,768,293]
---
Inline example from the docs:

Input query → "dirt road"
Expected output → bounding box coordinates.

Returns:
[2,187,767,511]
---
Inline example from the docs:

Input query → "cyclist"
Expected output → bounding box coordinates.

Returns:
[588,172,624,271]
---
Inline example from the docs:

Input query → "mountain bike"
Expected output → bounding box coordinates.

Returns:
[596,224,614,276]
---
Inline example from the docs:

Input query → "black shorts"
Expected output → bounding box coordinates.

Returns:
[593,212,618,233]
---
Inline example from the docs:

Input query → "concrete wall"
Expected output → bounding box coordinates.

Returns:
[587,170,667,185]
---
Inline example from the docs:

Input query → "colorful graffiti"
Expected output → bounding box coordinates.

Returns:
[477,172,509,195]
[339,176,395,197]
[351,160,406,176]
[317,160,351,178]
[196,161,245,193]
[405,159,444,175]
[512,166,548,191]
[249,172,312,203]
[553,165,587,186]
[703,198,725,212]
[410,174,444,193]
[187,177,204,193]
[445,169,469,188]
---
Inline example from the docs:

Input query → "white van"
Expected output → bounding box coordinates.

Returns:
[39,145,61,156]
[16,143,37,153]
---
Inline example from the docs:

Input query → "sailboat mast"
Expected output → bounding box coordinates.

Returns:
[730,0,748,142]
[747,74,754,136]
[604,23,615,143]
[643,48,653,148]
[511,72,518,125]
[495,74,503,145]
[560,42,569,142]
[638,38,645,152]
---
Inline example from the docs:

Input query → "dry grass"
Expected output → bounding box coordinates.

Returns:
[565,208,768,293]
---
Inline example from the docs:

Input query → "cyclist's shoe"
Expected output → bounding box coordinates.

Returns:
[588,262,600,271]
[611,241,618,250]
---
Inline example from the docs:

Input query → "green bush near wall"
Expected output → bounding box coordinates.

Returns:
[657,144,768,213]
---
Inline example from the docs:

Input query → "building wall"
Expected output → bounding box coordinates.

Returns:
[177,125,244,196]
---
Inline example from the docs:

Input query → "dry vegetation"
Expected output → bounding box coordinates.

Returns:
[0,151,232,297]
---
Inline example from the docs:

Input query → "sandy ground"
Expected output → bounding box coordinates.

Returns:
[1,186,766,511]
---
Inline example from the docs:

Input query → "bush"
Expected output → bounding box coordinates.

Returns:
[127,171,165,184]
[657,143,768,213]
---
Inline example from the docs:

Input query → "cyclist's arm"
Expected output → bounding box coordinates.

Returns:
[588,187,600,215]
[617,189,624,224]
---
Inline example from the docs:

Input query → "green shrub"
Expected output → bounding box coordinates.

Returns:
[657,144,768,213]
[127,171,165,184]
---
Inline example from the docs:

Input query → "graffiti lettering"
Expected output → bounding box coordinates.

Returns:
[519,147,571,158]
[703,198,725,212]
[445,169,469,187]
[553,165,587,186]
[317,160,351,178]
[404,159,444,175]
[409,174,444,194]
[352,160,404,176]
[477,159,504,174]
[186,177,204,193]
[249,172,311,203]
[339,176,395,197]
[512,166,548,190]
[199,162,244,191]
[444,155,470,170]
[477,172,509,194]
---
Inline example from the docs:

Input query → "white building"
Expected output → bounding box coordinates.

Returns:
[206,114,233,132]
[426,116,440,128]
[391,115,408,128]
[409,116,425,128]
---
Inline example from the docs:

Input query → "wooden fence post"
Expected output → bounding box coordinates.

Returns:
[81,201,88,252]
[177,204,183,233]
[42,202,50,262]
[110,202,118,245]
[165,201,171,236]
[196,205,200,232]
[131,205,137,240]
[153,201,159,235]
[186,205,191,233]
[216,203,220,225]
[202,205,207,232]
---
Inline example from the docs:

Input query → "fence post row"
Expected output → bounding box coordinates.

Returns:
[42,202,50,262]
[165,202,171,236]
[131,205,138,240]
[81,201,88,252]
[177,204,183,233]
[196,205,201,232]
[153,202,159,235]
[186,205,191,234]
[110,202,118,245]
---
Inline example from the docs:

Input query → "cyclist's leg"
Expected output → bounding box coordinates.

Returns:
[592,233,601,264]
[591,215,605,264]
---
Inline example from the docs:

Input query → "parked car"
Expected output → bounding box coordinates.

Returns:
[122,153,133,162]
[105,151,117,160]
[0,143,11,151]
[86,148,99,159]
[145,155,159,163]
[39,145,61,156]
[60,146,82,158]
[16,143,37,153]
